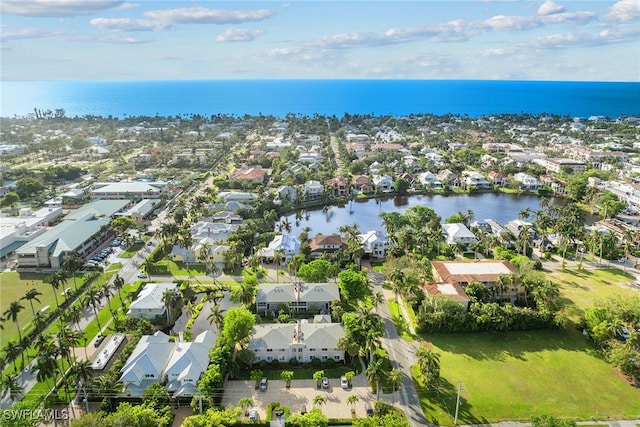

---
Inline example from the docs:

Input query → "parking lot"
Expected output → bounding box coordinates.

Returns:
[221,376,376,420]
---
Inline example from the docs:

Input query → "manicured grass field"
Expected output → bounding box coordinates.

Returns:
[0,271,62,344]
[415,329,640,425]
[553,267,638,323]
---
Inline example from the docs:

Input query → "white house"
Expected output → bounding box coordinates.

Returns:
[120,330,216,398]
[302,180,324,201]
[258,234,300,261]
[127,283,178,320]
[417,172,443,189]
[275,185,297,204]
[256,282,340,315]
[443,223,479,247]
[372,174,394,192]
[359,230,390,259]
[463,171,491,190]
[513,173,542,191]
[249,321,345,364]
[91,181,169,200]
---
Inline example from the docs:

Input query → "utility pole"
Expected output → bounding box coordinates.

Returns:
[454,382,463,426]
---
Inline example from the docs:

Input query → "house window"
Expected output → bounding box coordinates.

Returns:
[279,356,286,361]
[298,348,303,352]
[310,355,315,361]
[334,355,340,360]
[280,349,286,352]
[309,348,316,352]
[321,348,328,351]
[266,349,273,352]
[298,355,302,360]
[267,356,272,361]
[321,355,328,361]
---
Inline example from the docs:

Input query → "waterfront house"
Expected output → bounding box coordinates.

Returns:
[372,174,394,192]
[308,234,348,258]
[488,171,508,187]
[351,175,373,193]
[418,172,443,189]
[463,171,491,190]
[327,176,350,197]
[258,234,300,262]
[275,185,298,204]
[513,173,542,191]
[443,223,479,247]
[358,230,390,259]
[302,180,324,201]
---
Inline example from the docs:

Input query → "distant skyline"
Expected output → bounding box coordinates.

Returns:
[1,1,639,81]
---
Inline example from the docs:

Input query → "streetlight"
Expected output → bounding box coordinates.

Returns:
[454,382,463,426]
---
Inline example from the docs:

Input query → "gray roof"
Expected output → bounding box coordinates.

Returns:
[256,283,339,305]
[64,199,129,220]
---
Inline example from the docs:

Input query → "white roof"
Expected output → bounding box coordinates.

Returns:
[120,332,173,384]
[257,234,300,258]
[444,223,477,239]
[128,283,177,312]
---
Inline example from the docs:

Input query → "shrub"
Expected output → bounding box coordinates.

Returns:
[324,359,336,368]
[270,359,280,368]
[310,357,322,367]
[288,358,299,367]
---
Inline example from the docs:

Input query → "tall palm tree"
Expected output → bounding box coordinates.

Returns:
[207,304,225,332]
[113,274,126,304]
[347,394,359,414]
[387,368,402,404]
[366,359,385,400]
[66,304,84,331]
[83,287,103,331]
[22,288,42,317]
[101,281,114,315]
[415,347,441,387]
[46,270,67,308]
[0,374,24,402]
[62,252,83,291]
[72,359,94,412]
[31,354,57,390]
[3,300,25,342]
[370,291,385,314]
[163,289,177,323]
[313,394,328,412]
[3,341,22,373]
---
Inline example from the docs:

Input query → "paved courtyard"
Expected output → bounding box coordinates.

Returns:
[221,375,376,420]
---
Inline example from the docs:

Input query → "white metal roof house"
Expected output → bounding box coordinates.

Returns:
[443,223,479,246]
[358,230,390,259]
[120,330,216,398]
[127,283,178,320]
[256,282,339,316]
[257,234,300,261]
[248,321,345,364]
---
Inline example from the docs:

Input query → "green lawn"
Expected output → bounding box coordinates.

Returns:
[0,271,75,344]
[553,267,638,323]
[414,329,640,425]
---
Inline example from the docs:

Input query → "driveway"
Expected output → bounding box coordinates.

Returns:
[221,377,375,420]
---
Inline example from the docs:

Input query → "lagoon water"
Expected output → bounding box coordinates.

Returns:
[2,80,639,118]
[285,192,549,238]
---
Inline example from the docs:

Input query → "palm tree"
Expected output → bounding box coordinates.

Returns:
[163,289,177,323]
[3,300,25,342]
[62,252,83,292]
[0,374,24,402]
[3,341,22,373]
[46,270,67,308]
[230,281,256,307]
[102,281,114,315]
[207,304,225,332]
[113,274,126,304]
[140,259,153,280]
[347,394,359,414]
[370,291,385,314]
[83,287,103,331]
[66,304,83,331]
[72,359,94,412]
[387,368,402,404]
[313,394,328,412]
[22,288,42,317]
[238,397,254,417]
[31,354,57,390]
[415,347,441,387]
[366,359,385,400]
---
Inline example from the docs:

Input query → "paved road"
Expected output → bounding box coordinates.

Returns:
[367,269,430,427]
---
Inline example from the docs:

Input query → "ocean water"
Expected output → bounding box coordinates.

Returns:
[1,79,638,119]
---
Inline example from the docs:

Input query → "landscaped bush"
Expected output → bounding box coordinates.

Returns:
[324,359,336,368]
[270,359,280,368]
[288,358,299,367]
[310,357,322,367]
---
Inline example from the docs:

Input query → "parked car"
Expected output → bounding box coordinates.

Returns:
[365,402,373,416]
[618,326,631,341]
[340,376,349,389]
[259,377,268,391]
[248,409,258,421]
[137,273,148,279]
[321,377,329,389]
[94,335,105,347]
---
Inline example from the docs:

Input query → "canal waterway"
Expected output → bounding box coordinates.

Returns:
[285,192,553,237]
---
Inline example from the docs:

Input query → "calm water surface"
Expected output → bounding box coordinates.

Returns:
[285,193,551,237]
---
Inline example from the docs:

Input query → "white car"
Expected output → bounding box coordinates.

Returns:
[340,376,349,389]
[248,409,258,421]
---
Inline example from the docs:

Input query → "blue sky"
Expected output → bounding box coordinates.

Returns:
[1,1,639,81]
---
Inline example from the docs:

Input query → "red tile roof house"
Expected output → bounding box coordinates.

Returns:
[430,260,523,303]
[229,167,267,184]
[308,234,348,258]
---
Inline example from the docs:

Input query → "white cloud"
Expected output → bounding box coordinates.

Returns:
[0,27,65,42]
[144,7,273,25]
[90,18,171,31]
[216,28,265,42]
[481,47,516,57]
[606,0,640,23]
[119,2,138,9]
[0,0,123,17]
[538,1,565,16]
